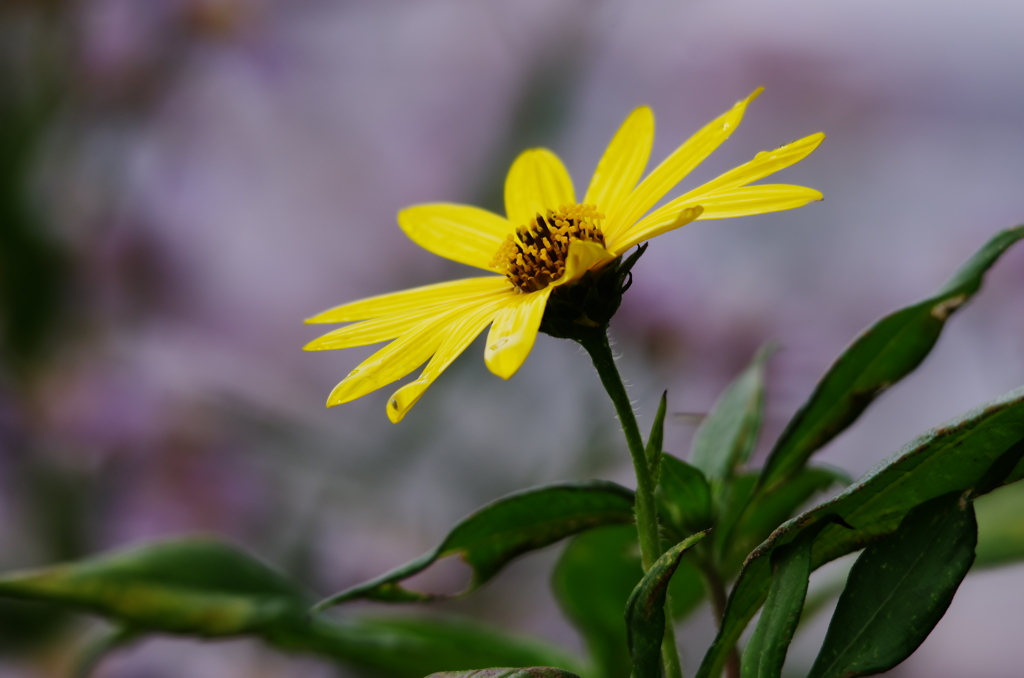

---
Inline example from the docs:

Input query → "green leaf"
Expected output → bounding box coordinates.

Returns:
[695,386,1024,678]
[315,481,635,609]
[625,531,708,678]
[427,669,581,678]
[274,615,584,678]
[657,454,714,541]
[553,525,706,678]
[0,538,308,636]
[740,526,817,678]
[758,225,1024,492]
[552,525,641,678]
[720,467,848,576]
[974,480,1024,568]
[690,344,772,486]
[646,391,669,485]
[808,492,977,678]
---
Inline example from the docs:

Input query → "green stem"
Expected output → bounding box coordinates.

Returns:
[578,329,683,678]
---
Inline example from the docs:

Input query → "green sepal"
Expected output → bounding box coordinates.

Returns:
[539,244,647,340]
[315,481,635,610]
[625,530,708,678]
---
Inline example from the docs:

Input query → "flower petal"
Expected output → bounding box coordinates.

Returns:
[611,206,704,254]
[584,106,654,239]
[682,132,825,197]
[484,287,554,380]
[398,204,513,270]
[305,276,509,323]
[326,306,464,406]
[551,240,616,287]
[504,149,576,228]
[305,306,446,351]
[615,184,821,252]
[692,185,824,220]
[607,88,761,238]
[386,299,506,423]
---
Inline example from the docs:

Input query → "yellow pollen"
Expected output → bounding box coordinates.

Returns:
[490,203,605,293]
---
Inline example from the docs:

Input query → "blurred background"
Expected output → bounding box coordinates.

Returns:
[1,0,1022,676]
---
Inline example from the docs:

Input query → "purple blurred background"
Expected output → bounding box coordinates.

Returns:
[1,1,1022,676]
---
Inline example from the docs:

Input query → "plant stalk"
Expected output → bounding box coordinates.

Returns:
[579,329,683,678]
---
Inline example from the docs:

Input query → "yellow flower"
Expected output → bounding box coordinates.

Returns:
[306,89,824,422]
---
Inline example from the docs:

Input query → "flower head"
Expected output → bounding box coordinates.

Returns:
[306,89,824,422]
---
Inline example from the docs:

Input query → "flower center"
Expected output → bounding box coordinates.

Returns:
[491,203,606,293]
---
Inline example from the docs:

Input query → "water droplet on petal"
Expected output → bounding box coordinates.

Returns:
[347,368,360,377]
[389,398,399,409]
[489,338,509,351]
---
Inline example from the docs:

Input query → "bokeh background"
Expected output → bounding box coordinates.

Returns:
[1,1,1022,676]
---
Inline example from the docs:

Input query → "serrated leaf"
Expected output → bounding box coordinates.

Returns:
[273,615,584,678]
[315,481,635,609]
[758,225,1024,492]
[808,492,977,678]
[695,386,1024,678]
[690,344,772,486]
[0,538,308,636]
[657,454,713,541]
[646,391,669,485]
[625,531,708,678]
[427,669,581,678]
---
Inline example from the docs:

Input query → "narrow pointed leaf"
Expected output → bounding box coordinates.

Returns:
[696,386,1024,678]
[657,454,714,541]
[625,531,708,678]
[316,481,635,609]
[553,524,706,678]
[740,537,812,678]
[758,225,1024,492]
[690,344,772,485]
[808,492,977,678]
[273,615,584,678]
[646,391,669,484]
[0,540,307,639]
[0,539,308,636]
[721,467,848,576]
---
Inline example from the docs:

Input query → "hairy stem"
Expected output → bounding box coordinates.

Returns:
[579,329,683,678]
